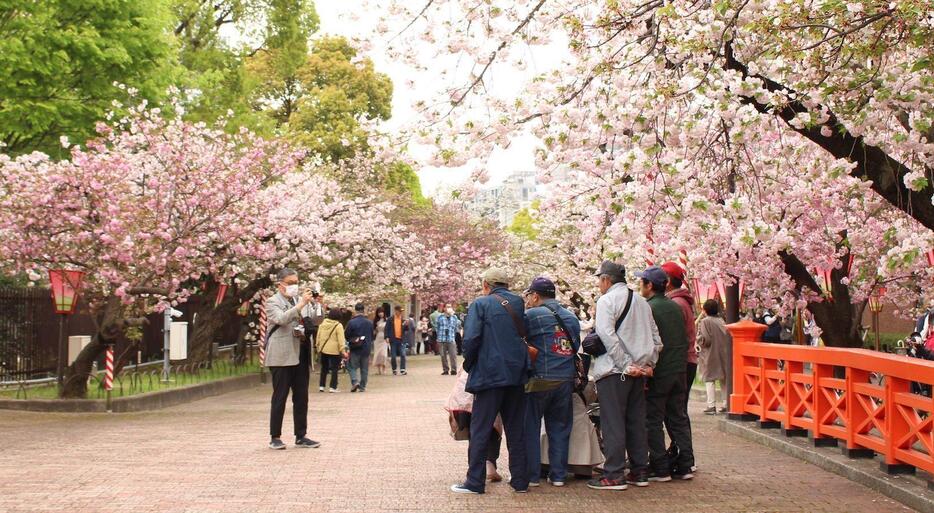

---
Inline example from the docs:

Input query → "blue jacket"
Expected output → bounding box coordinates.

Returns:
[345,315,375,356]
[384,314,413,344]
[463,287,530,393]
[526,299,581,380]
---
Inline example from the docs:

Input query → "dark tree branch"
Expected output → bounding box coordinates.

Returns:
[723,41,934,230]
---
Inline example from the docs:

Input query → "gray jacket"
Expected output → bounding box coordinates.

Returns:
[264,292,303,367]
[592,282,662,381]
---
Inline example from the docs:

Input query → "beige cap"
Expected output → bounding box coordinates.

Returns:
[481,267,510,285]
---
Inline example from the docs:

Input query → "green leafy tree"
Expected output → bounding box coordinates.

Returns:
[508,201,540,240]
[0,0,177,157]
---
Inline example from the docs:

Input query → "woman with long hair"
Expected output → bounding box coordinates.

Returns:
[372,308,389,375]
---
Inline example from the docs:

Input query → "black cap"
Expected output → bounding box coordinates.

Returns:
[525,277,556,297]
[354,302,365,312]
[595,260,626,281]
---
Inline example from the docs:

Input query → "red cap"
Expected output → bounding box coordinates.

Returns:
[661,261,686,281]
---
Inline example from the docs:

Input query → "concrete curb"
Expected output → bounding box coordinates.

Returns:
[0,373,262,413]
[719,417,934,513]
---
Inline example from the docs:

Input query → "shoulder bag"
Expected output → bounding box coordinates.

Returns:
[582,288,633,357]
[491,293,539,364]
[542,303,588,393]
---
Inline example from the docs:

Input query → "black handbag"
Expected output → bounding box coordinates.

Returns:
[582,288,633,357]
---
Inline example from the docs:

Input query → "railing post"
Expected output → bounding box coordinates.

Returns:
[881,376,915,475]
[783,360,807,436]
[726,320,767,420]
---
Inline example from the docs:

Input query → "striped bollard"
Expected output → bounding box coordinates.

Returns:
[258,298,267,383]
[104,344,114,412]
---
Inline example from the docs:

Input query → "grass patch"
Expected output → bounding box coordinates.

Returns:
[0,360,262,400]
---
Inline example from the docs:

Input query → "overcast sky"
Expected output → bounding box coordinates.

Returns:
[314,1,540,198]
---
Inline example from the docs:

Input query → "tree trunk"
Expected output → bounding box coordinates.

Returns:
[779,249,864,348]
[61,298,123,398]
[188,275,273,363]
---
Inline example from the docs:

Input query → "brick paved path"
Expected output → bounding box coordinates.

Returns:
[0,355,913,513]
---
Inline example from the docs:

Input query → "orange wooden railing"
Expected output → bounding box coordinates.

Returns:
[727,320,934,476]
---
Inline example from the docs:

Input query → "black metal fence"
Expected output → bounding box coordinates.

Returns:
[0,287,245,382]
[0,287,48,381]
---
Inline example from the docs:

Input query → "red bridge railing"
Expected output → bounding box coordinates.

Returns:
[727,320,934,476]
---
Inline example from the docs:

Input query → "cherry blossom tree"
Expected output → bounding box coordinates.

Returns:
[0,99,303,396]
[370,0,934,346]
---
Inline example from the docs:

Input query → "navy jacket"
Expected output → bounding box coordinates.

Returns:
[526,299,581,380]
[384,314,413,344]
[345,315,375,356]
[463,287,530,393]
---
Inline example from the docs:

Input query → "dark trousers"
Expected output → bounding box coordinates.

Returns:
[647,372,695,474]
[465,385,529,492]
[525,380,574,482]
[319,354,340,389]
[596,374,648,479]
[269,364,308,439]
[668,362,696,446]
[390,341,406,372]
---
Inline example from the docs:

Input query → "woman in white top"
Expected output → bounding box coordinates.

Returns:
[372,309,389,375]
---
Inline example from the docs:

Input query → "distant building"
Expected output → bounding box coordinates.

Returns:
[470,170,538,227]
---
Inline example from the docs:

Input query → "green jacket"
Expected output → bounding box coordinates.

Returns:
[647,293,688,378]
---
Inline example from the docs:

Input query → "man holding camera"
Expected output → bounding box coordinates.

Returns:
[265,268,321,450]
[587,261,661,490]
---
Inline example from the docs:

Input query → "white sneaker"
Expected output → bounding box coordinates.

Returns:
[548,478,565,487]
[318,387,325,392]
[329,388,339,393]
[528,481,541,487]
[450,484,480,494]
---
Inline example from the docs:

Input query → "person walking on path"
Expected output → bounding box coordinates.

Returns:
[437,304,461,375]
[697,299,731,413]
[522,277,581,487]
[316,308,346,393]
[404,311,417,356]
[372,309,389,375]
[385,306,409,375]
[451,268,531,495]
[587,261,661,490]
[265,268,320,450]
[636,266,696,481]
[345,303,374,393]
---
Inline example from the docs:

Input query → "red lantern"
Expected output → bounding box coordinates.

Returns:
[926,249,934,267]
[48,269,85,315]
[215,283,229,307]
[868,287,886,314]
[814,266,833,300]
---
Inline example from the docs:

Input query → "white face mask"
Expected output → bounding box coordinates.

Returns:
[284,284,299,297]
[445,308,454,315]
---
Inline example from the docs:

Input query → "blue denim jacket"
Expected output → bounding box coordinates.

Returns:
[463,287,531,393]
[526,299,581,380]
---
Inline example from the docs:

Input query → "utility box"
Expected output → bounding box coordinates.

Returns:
[67,336,92,365]
[170,322,188,361]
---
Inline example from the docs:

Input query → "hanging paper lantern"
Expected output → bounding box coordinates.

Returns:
[926,249,934,267]
[814,266,833,300]
[868,286,886,314]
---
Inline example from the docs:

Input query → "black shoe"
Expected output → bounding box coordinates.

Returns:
[626,469,649,487]
[351,384,359,393]
[401,369,407,375]
[442,371,450,375]
[587,476,628,490]
[295,437,321,448]
[647,471,671,482]
[268,439,286,450]
[703,406,717,415]
[671,468,694,480]
[393,371,398,375]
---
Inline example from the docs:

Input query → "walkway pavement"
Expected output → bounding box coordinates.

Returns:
[0,355,914,512]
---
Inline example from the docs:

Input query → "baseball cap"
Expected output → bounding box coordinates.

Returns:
[594,260,626,281]
[660,261,686,281]
[525,277,556,297]
[634,266,669,287]
[481,267,510,285]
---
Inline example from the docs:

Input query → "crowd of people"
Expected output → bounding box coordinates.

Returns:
[260,263,734,495]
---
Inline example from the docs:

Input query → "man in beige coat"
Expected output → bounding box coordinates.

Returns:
[265,268,321,450]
